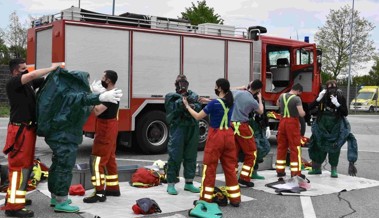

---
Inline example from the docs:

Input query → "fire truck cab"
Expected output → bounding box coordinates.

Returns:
[27,7,321,154]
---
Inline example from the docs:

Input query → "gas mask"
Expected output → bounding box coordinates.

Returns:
[327,87,337,97]
[175,78,189,95]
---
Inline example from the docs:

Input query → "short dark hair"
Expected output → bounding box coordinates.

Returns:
[249,79,263,91]
[104,70,118,84]
[9,58,26,73]
[292,83,303,92]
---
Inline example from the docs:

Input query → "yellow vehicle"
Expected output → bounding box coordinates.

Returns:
[350,86,379,112]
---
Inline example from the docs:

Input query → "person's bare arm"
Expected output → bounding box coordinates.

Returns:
[255,92,264,115]
[231,85,247,90]
[93,104,108,116]
[297,105,306,117]
[21,63,61,85]
[276,94,281,106]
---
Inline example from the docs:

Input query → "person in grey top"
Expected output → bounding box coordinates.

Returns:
[275,83,305,178]
[231,81,263,187]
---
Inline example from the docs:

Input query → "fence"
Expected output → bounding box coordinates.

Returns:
[0,66,10,105]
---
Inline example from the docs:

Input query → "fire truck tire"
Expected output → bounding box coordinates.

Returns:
[197,118,209,151]
[136,111,169,154]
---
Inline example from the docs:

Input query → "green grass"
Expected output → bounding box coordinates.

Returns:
[0,104,9,117]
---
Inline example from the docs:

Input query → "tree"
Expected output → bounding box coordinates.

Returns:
[321,70,333,85]
[314,5,376,79]
[4,11,28,59]
[0,30,11,65]
[367,56,379,85]
[180,0,224,25]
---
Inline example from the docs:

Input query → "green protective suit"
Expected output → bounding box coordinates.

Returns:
[249,118,270,171]
[36,67,100,196]
[308,111,358,166]
[165,91,201,183]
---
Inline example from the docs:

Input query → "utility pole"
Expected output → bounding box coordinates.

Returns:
[78,0,81,8]
[347,0,355,107]
[112,0,115,15]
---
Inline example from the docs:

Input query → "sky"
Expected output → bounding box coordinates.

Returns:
[1,0,379,76]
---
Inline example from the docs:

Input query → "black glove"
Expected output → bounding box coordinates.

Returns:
[348,162,357,176]
[187,95,198,103]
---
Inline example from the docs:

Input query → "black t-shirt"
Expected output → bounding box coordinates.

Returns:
[98,101,119,119]
[6,75,44,123]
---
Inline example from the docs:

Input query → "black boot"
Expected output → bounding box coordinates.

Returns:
[5,208,34,217]
[105,190,121,196]
[238,178,254,187]
[83,191,106,203]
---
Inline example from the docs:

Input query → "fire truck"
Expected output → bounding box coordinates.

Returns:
[27,7,322,154]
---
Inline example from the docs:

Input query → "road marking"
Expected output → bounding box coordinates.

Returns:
[301,196,317,218]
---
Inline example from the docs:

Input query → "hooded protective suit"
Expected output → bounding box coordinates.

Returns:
[36,67,101,197]
[164,90,201,184]
[308,88,358,176]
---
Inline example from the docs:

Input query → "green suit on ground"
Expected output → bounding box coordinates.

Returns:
[37,68,100,196]
[165,91,201,183]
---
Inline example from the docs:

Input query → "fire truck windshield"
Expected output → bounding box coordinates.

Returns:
[268,50,290,67]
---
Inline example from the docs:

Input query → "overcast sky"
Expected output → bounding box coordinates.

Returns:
[1,0,378,75]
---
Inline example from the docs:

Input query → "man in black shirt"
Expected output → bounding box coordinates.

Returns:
[83,70,121,203]
[2,58,60,217]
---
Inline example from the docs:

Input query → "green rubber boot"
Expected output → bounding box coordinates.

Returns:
[184,183,200,193]
[331,166,338,178]
[251,171,265,180]
[308,168,322,175]
[50,198,72,207]
[167,184,178,195]
[54,200,80,213]
[308,162,322,175]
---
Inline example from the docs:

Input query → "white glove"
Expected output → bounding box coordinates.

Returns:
[330,95,340,107]
[99,89,123,103]
[316,89,327,102]
[265,127,271,138]
[90,80,106,94]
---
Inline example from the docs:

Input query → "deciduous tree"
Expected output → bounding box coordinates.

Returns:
[315,5,376,79]
[180,0,224,25]
[4,11,28,58]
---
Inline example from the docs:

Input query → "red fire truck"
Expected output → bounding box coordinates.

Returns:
[27,7,321,154]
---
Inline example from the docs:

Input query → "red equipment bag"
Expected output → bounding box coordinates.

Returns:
[131,168,160,187]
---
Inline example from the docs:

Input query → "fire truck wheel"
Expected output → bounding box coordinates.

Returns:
[136,111,169,154]
[198,118,209,151]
